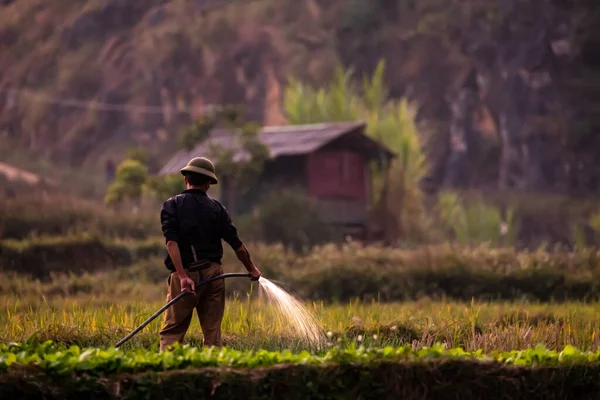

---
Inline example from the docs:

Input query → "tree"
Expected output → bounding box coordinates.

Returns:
[143,174,185,202]
[283,60,428,243]
[178,116,216,151]
[177,106,270,216]
[208,122,270,215]
[104,159,148,211]
[284,66,361,124]
[125,147,149,165]
[105,146,186,206]
[252,189,336,252]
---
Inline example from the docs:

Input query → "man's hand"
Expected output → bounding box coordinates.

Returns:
[249,265,261,281]
[179,274,196,295]
[166,240,195,294]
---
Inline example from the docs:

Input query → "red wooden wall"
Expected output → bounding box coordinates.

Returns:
[307,150,366,200]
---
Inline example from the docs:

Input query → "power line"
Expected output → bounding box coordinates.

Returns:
[0,88,217,115]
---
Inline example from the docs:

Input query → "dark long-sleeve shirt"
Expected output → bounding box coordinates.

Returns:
[160,188,243,269]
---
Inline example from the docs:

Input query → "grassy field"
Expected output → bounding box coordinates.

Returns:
[3,264,600,398]
[2,246,600,353]
[2,199,600,397]
[2,286,600,353]
[3,289,600,398]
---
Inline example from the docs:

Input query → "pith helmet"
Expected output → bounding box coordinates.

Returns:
[180,157,218,184]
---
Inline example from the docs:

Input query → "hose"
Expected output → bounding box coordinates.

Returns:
[114,273,252,348]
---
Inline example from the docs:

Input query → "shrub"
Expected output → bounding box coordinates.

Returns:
[438,191,518,246]
[104,159,148,208]
[245,189,337,252]
[143,174,185,202]
[227,242,600,302]
[0,196,159,240]
[0,236,164,278]
[3,238,600,302]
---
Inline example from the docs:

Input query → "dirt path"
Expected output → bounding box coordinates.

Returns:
[0,161,41,184]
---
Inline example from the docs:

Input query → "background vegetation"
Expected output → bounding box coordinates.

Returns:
[3,240,600,303]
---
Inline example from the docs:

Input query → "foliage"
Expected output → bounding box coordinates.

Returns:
[362,63,428,241]
[284,66,361,124]
[247,189,337,252]
[288,243,600,303]
[361,59,387,113]
[177,108,270,215]
[0,236,165,277]
[143,174,185,201]
[572,223,588,250]
[4,188,598,247]
[104,159,148,208]
[0,196,159,240]
[177,116,216,151]
[1,341,600,376]
[591,211,600,234]
[104,145,185,207]
[208,120,270,195]
[125,147,149,165]
[2,354,600,399]
[1,332,600,397]
[571,209,600,249]
[3,237,600,302]
[438,191,518,246]
[369,99,428,241]
[283,60,428,242]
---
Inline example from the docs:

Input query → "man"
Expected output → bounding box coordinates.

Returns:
[158,156,261,351]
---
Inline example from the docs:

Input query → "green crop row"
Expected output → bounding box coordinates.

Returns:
[2,342,600,399]
[1,341,599,375]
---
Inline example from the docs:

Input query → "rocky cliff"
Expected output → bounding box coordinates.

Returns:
[0,0,597,193]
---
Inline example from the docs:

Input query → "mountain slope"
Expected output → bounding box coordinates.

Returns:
[0,0,597,193]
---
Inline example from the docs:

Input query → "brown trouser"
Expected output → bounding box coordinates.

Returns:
[159,262,225,352]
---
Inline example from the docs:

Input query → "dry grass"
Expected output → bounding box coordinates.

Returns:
[1,285,599,353]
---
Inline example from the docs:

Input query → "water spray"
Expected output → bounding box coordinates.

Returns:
[257,277,325,348]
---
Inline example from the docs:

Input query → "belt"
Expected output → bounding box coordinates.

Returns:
[187,240,212,272]
[187,260,212,272]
